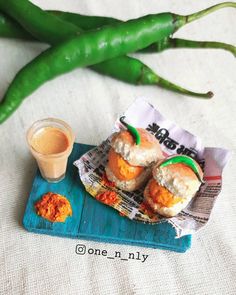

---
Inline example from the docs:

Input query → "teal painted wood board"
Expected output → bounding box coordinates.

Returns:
[23,143,191,252]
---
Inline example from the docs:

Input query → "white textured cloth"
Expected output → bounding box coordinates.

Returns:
[0,1,236,294]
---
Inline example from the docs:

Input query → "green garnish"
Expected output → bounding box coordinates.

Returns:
[159,155,204,182]
[120,116,141,145]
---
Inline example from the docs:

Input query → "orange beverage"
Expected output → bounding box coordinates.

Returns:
[27,118,75,182]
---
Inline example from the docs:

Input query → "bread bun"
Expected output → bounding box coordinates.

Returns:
[144,156,203,217]
[153,162,202,199]
[111,128,163,166]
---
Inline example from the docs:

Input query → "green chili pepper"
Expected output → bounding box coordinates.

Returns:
[0,12,233,95]
[0,1,82,44]
[0,12,216,98]
[44,10,236,57]
[91,57,213,98]
[159,155,203,182]
[0,8,213,100]
[0,5,234,96]
[0,12,33,39]
[0,10,119,40]
[120,116,141,145]
[0,2,235,123]
[1,10,235,57]
[141,37,236,57]
[169,38,236,57]
[49,11,120,31]
[0,11,233,97]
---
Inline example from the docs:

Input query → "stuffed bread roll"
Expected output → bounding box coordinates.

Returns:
[144,155,204,217]
[105,118,163,192]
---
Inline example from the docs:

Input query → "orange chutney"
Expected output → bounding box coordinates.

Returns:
[35,192,72,222]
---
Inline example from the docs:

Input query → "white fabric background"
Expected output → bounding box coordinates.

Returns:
[0,1,235,294]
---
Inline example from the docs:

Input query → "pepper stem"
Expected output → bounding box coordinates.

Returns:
[168,38,236,57]
[120,116,141,145]
[154,74,213,99]
[175,2,236,31]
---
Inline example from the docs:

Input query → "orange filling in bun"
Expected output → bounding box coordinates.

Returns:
[149,179,182,208]
[108,148,144,181]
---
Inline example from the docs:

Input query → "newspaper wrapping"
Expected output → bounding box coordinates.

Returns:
[74,98,230,237]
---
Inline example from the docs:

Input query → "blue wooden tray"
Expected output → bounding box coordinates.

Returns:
[23,143,191,252]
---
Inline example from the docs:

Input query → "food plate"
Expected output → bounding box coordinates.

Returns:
[23,142,191,253]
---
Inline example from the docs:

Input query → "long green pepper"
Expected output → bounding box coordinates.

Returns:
[0,2,235,123]
[0,9,235,56]
[0,10,234,93]
[0,15,227,97]
[1,2,235,92]
[0,2,216,101]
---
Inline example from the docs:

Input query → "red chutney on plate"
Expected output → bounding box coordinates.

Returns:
[35,192,72,222]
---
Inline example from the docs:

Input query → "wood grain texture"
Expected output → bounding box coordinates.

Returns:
[23,143,191,252]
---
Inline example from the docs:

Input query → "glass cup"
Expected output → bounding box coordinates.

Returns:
[26,118,75,183]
